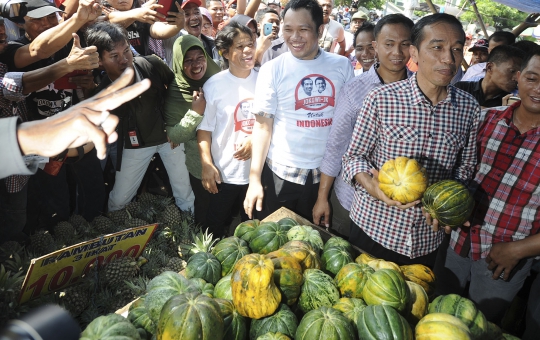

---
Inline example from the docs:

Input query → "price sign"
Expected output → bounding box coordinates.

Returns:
[19,224,158,304]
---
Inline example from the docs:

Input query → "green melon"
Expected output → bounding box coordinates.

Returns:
[81,314,141,340]
[429,294,488,340]
[295,306,356,340]
[321,246,353,276]
[128,297,156,336]
[332,297,367,332]
[250,304,298,340]
[323,236,353,253]
[298,269,340,314]
[234,220,260,243]
[144,271,197,323]
[214,274,233,300]
[249,222,290,254]
[286,225,324,252]
[212,236,251,276]
[363,268,410,313]
[157,292,224,340]
[357,305,413,340]
[334,263,374,298]
[215,298,248,340]
[422,180,475,228]
[185,251,222,285]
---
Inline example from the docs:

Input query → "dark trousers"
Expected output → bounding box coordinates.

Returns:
[205,183,248,239]
[26,149,105,230]
[0,179,29,242]
[189,174,211,228]
[255,162,319,221]
[349,221,439,268]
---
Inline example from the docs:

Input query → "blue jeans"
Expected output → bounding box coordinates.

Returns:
[109,143,194,212]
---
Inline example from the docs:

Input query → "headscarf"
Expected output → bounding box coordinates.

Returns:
[164,35,220,178]
[165,35,220,127]
[199,7,213,25]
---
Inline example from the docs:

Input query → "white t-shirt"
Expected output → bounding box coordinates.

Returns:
[334,30,355,61]
[253,49,354,169]
[198,69,258,185]
[319,19,345,53]
[461,62,486,82]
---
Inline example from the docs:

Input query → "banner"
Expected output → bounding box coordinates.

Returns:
[19,224,158,304]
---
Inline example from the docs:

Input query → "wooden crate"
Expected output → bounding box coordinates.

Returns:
[261,207,367,258]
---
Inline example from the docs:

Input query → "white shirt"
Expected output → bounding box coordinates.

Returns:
[198,69,258,185]
[253,49,354,169]
[319,19,345,53]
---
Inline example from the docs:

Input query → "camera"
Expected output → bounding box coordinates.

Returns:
[0,305,80,340]
[0,0,27,22]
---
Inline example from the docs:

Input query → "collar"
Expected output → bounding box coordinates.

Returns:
[409,73,458,108]
[496,101,521,126]
[371,62,412,85]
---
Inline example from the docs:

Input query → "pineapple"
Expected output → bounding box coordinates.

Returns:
[60,282,93,317]
[53,221,76,244]
[184,229,218,257]
[0,265,24,303]
[167,257,186,272]
[99,257,140,286]
[136,200,159,223]
[79,303,101,328]
[112,282,136,310]
[0,241,22,256]
[125,217,150,228]
[124,276,150,297]
[138,192,157,204]
[91,215,116,235]
[108,209,129,227]
[69,214,91,231]
[30,230,57,256]
[125,201,141,218]
[159,205,183,226]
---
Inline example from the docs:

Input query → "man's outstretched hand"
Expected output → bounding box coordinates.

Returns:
[17,68,151,160]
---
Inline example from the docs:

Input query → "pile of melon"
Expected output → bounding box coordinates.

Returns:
[80,217,516,340]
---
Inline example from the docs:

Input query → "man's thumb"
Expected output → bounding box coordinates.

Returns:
[72,33,81,48]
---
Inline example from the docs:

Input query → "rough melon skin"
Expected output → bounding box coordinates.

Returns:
[298,269,340,314]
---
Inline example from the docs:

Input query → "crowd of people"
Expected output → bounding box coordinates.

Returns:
[1,0,540,336]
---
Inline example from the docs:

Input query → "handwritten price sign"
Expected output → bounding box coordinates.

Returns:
[19,224,158,304]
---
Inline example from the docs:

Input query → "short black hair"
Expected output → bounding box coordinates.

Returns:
[487,45,524,65]
[315,76,325,84]
[520,49,540,71]
[255,8,279,23]
[215,21,253,69]
[512,40,540,57]
[301,77,312,85]
[85,22,129,57]
[373,14,413,41]
[411,13,465,48]
[283,0,323,32]
[353,22,374,48]
[488,31,515,46]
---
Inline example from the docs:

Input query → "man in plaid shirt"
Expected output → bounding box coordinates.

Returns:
[434,51,540,323]
[342,13,480,267]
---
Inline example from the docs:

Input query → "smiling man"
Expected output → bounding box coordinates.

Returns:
[87,22,195,213]
[317,0,345,55]
[163,0,220,68]
[435,49,540,324]
[244,0,353,221]
[341,13,480,267]
[314,14,414,236]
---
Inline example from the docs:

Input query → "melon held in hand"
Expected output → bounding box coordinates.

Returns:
[378,157,428,203]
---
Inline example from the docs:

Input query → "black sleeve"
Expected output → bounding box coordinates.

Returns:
[147,54,174,85]
[0,43,24,71]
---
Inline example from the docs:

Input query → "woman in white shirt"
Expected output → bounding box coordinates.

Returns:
[197,21,258,238]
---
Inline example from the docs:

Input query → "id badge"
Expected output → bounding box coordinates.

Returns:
[128,130,140,147]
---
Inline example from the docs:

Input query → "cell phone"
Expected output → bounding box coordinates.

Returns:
[155,0,183,21]
[263,23,273,36]
[507,96,520,105]
[53,70,88,90]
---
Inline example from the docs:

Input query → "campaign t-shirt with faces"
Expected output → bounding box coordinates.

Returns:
[198,69,258,185]
[253,50,354,169]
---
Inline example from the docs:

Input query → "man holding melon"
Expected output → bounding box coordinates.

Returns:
[342,13,480,268]
[433,50,540,324]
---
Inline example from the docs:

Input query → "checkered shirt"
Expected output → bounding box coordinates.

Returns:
[342,73,480,258]
[0,63,30,193]
[266,157,321,185]
[450,102,540,260]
